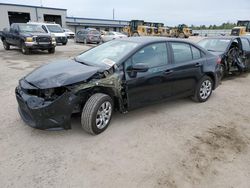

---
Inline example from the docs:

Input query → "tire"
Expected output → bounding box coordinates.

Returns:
[3,40,10,50]
[132,32,139,37]
[81,93,113,135]
[21,42,30,55]
[192,76,213,103]
[48,47,55,54]
[84,38,87,44]
[179,33,185,38]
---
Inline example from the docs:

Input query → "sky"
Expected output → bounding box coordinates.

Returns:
[1,0,249,26]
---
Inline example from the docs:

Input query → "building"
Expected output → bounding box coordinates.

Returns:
[0,3,129,32]
[66,17,129,33]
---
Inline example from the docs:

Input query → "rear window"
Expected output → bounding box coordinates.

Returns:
[89,30,100,35]
[170,43,193,63]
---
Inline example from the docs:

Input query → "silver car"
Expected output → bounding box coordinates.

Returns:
[75,29,101,44]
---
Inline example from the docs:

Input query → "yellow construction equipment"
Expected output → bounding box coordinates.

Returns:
[123,20,151,37]
[231,20,250,36]
[170,24,192,38]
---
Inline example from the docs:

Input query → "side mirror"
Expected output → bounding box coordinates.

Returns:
[132,63,149,72]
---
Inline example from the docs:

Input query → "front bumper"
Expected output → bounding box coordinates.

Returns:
[15,86,80,130]
[25,41,56,49]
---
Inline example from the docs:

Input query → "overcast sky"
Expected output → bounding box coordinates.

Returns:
[1,0,249,26]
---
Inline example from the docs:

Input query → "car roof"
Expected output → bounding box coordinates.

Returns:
[117,36,194,45]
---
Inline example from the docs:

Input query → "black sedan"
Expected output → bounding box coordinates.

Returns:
[16,37,221,135]
[198,36,250,77]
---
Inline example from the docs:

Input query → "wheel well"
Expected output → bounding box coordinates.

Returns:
[88,87,121,111]
[205,73,216,90]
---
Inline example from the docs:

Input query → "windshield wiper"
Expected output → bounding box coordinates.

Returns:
[207,49,219,52]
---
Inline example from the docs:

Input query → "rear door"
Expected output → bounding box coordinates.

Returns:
[240,38,250,69]
[168,42,205,96]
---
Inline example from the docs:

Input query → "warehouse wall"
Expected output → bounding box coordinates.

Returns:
[0,4,67,30]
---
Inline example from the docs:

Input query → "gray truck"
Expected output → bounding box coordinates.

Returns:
[1,23,56,54]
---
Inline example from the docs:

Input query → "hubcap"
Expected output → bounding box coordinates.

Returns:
[199,80,212,100]
[96,101,112,129]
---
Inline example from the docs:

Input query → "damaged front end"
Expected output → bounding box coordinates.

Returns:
[15,65,126,130]
[16,79,81,130]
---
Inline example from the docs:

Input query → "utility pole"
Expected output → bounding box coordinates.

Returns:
[113,8,115,20]
[40,0,43,7]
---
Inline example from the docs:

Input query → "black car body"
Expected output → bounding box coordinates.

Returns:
[1,23,56,54]
[16,37,221,134]
[198,36,250,77]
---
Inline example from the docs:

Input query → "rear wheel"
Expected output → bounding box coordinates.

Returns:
[192,76,213,102]
[3,40,10,50]
[21,42,30,55]
[81,93,113,135]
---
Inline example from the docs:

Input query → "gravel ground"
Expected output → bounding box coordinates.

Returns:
[0,38,250,188]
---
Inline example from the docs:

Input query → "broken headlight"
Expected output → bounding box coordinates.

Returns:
[41,87,67,101]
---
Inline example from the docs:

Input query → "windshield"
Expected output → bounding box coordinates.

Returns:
[89,30,100,35]
[198,39,231,52]
[46,25,64,33]
[19,24,45,33]
[238,21,250,27]
[75,40,139,67]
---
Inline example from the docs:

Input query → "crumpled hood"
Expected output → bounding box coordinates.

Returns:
[25,59,103,89]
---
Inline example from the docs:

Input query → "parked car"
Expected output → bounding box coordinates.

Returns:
[198,37,250,78]
[29,22,68,45]
[1,23,56,54]
[63,28,75,39]
[16,37,221,135]
[75,28,101,44]
[101,31,128,42]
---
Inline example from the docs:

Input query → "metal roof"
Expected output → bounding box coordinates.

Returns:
[66,16,129,23]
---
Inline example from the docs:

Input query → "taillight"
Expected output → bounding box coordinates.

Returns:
[216,58,222,64]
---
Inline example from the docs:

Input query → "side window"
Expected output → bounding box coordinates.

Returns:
[241,38,250,51]
[77,31,82,35]
[132,43,168,68]
[42,25,48,33]
[191,46,202,60]
[171,42,193,63]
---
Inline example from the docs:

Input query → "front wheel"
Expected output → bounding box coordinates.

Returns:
[3,40,10,50]
[48,47,55,54]
[81,93,113,135]
[21,42,30,55]
[192,76,213,102]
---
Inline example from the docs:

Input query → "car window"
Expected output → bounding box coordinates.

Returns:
[191,46,202,60]
[170,42,193,63]
[77,31,82,35]
[132,43,168,68]
[42,25,48,33]
[241,38,250,51]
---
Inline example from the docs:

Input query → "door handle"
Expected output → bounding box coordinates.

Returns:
[164,69,174,75]
[195,63,202,67]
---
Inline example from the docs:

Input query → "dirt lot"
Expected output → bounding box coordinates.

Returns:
[0,38,250,188]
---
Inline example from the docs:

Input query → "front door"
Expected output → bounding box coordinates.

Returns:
[125,42,171,109]
[240,38,250,69]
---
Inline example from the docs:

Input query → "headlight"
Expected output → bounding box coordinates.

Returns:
[52,37,56,42]
[25,37,33,42]
[44,89,55,98]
